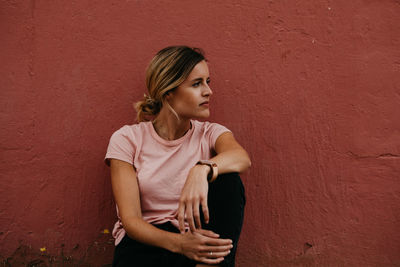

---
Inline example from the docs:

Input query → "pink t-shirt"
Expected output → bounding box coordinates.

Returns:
[105,120,230,245]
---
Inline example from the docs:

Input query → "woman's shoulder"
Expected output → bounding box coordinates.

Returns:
[191,120,231,135]
[190,120,231,147]
[111,121,152,138]
[191,120,228,130]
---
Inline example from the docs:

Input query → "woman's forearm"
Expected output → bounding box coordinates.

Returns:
[211,132,251,175]
[121,216,181,253]
[210,148,251,175]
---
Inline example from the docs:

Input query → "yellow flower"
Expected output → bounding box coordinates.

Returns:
[102,229,110,234]
[40,247,46,252]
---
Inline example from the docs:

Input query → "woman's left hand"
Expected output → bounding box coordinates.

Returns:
[178,164,211,233]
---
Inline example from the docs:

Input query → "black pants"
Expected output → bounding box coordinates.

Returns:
[112,173,246,267]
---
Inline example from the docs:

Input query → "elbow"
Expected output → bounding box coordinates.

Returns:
[238,153,251,173]
[121,214,140,226]
[247,157,252,169]
[245,155,252,170]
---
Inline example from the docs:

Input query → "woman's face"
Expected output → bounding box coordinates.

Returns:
[167,60,212,120]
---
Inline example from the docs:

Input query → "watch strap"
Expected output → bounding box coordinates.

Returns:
[196,160,218,182]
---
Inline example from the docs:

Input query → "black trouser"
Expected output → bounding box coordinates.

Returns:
[112,173,246,267]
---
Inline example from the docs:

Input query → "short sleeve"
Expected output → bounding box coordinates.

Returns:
[205,122,231,150]
[104,126,136,166]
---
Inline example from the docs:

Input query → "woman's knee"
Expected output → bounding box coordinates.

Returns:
[207,173,246,227]
[209,173,246,205]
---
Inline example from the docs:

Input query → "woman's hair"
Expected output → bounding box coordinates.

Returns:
[135,46,206,122]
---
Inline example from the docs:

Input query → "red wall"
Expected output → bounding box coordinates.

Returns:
[1,1,399,266]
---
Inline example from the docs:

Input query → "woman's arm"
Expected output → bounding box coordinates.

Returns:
[110,159,176,250]
[178,131,251,232]
[211,131,251,174]
[110,159,232,264]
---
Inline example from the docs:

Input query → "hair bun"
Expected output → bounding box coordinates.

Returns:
[144,94,157,106]
[134,94,161,121]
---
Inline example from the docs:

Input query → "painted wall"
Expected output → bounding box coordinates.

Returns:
[1,0,399,266]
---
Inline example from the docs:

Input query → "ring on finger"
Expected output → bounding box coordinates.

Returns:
[209,251,213,256]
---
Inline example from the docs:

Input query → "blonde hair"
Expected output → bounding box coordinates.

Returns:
[135,46,205,122]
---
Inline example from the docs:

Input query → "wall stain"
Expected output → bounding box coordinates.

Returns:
[1,234,113,267]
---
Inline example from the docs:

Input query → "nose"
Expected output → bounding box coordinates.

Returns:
[203,83,213,96]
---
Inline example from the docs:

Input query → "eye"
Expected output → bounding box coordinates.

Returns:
[206,79,211,84]
[192,81,201,87]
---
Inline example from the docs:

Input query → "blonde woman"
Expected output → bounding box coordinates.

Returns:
[105,46,251,267]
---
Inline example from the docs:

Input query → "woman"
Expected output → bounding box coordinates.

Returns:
[105,46,251,267]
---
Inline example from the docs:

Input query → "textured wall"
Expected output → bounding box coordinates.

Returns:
[1,0,399,266]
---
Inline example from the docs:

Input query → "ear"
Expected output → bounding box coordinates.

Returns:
[164,90,174,100]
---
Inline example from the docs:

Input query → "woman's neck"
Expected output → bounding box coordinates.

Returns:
[152,110,191,141]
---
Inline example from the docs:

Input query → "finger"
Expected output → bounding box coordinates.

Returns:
[200,250,231,258]
[177,201,186,233]
[198,244,233,253]
[201,197,209,224]
[193,199,202,229]
[185,204,196,232]
[197,257,224,265]
[195,229,219,238]
[204,237,232,246]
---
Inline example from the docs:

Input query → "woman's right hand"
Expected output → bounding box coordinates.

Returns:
[177,229,233,265]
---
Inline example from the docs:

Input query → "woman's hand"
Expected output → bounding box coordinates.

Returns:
[177,229,233,264]
[178,164,211,233]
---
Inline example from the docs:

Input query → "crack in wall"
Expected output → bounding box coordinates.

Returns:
[347,151,400,159]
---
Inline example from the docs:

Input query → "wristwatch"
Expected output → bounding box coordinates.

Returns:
[196,160,218,182]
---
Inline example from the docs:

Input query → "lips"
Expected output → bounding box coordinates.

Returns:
[200,101,209,106]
